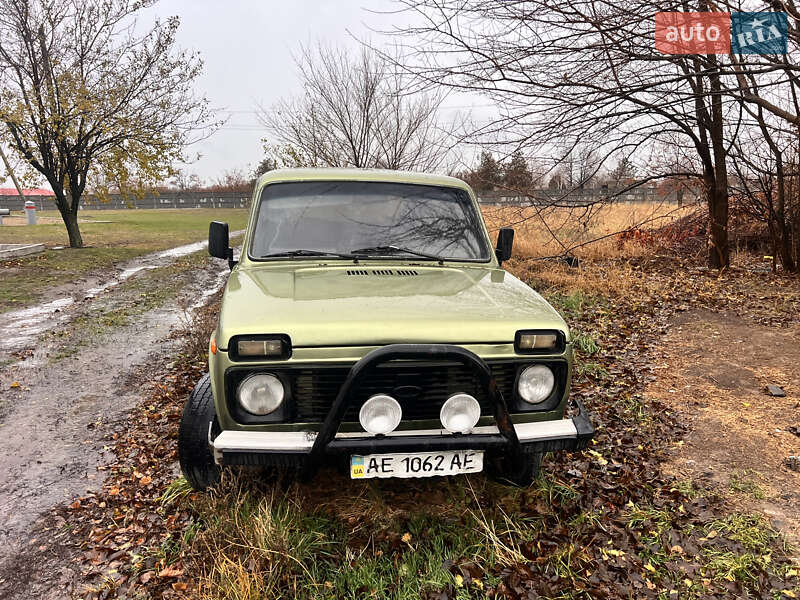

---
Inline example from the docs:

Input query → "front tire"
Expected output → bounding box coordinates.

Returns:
[178,374,221,491]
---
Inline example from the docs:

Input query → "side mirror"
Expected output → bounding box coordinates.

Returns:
[209,221,229,259]
[495,227,514,264]
[209,221,235,269]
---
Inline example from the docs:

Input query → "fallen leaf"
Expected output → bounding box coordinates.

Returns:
[159,566,184,578]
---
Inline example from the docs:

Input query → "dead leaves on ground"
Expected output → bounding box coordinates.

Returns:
[60,258,800,600]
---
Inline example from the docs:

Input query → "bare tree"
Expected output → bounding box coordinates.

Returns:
[729,110,798,272]
[0,0,214,247]
[387,0,745,268]
[258,44,456,172]
[170,169,204,192]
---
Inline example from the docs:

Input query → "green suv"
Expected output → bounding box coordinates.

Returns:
[178,168,593,489]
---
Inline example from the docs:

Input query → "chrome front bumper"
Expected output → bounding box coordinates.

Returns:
[211,409,591,466]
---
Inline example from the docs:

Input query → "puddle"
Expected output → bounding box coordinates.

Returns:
[2,298,75,349]
[191,268,230,310]
[156,239,208,259]
[0,233,242,353]
[83,265,158,298]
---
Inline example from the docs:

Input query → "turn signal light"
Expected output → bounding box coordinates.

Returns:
[229,335,292,361]
[514,330,565,354]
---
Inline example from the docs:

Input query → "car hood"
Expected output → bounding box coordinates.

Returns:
[216,264,568,349]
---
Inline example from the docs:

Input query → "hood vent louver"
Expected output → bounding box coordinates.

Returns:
[346,269,419,277]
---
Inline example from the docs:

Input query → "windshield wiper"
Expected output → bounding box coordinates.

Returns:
[259,249,356,259]
[350,245,444,263]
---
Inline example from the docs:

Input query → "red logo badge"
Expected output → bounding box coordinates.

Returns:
[655,12,731,54]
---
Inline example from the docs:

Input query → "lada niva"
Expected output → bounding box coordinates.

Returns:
[178,169,593,489]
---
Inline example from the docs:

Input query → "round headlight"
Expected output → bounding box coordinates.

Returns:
[518,365,555,404]
[440,393,481,434]
[237,373,285,415]
[359,394,402,435]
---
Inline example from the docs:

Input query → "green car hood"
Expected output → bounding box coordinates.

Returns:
[216,264,568,349]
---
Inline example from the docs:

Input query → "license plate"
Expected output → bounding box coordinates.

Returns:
[350,450,483,479]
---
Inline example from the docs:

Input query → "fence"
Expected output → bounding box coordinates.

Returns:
[0,191,251,212]
[478,186,689,206]
[1,186,692,213]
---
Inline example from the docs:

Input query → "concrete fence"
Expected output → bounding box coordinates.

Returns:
[477,187,690,206]
[0,191,251,212]
[0,186,692,212]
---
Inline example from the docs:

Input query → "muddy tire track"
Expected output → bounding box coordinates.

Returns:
[0,257,228,599]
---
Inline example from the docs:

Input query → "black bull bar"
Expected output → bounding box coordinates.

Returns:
[298,343,594,479]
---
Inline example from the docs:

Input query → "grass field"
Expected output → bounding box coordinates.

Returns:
[482,201,695,260]
[0,208,249,313]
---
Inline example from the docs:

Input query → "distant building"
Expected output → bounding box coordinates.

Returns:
[0,188,55,196]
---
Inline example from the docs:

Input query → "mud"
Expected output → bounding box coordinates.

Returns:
[0,235,240,354]
[0,245,231,599]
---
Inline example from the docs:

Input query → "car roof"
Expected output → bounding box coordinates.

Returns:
[256,168,470,191]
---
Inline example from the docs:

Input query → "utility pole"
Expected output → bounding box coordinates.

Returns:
[0,145,25,198]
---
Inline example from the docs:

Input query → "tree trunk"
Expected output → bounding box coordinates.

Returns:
[774,156,796,272]
[707,67,730,270]
[62,209,84,248]
[53,190,84,248]
[707,183,729,269]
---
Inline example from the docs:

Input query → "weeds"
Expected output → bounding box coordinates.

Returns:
[699,514,788,588]
[728,470,766,500]
[707,513,779,553]
[573,331,599,355]
[533,474,579,507]
[575,360,609,379]
[160,477,193,508]
[625,503,672,533]
[187,478,505,599]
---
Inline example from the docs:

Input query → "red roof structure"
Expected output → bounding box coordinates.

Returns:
[0,188,55,196]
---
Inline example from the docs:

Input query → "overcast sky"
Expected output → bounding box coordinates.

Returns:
[143,0,493,183]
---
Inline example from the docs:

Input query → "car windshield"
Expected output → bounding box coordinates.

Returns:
[249,180,491,261]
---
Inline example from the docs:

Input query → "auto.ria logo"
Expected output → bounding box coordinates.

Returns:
[655,11,787,55]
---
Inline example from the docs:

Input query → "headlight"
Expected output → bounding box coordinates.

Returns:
[440,393,481,433]
[518,364,555,404]
[359,394,402,435]
[237,373,285,415]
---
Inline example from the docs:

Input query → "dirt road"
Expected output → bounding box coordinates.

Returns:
[0,246,229,598]
[652,308,800,546]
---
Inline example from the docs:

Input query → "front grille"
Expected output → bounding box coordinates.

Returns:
[291,361,521,422]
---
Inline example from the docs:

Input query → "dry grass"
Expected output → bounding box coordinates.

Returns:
[482,200,695,261]
[479,200,705,299]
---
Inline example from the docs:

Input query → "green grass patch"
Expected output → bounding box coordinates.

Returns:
[575,360,609,379]
[572,331,599,355]
[701,514,786,587]
[187,477,504,600]
[544,290,591,317]
[728,470,766,500]
[0,208,249,248]
[46,252,210,359]
[0,208,247,313]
